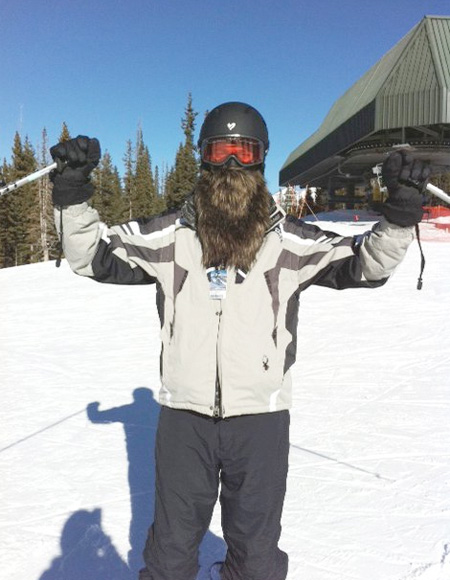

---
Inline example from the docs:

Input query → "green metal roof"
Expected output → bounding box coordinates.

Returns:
[280,16,450,186]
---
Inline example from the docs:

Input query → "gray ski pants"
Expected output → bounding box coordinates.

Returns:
[141,406,290,580]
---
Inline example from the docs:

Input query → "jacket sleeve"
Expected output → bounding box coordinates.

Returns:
[316,219,414,290]
[283,217,414,290]
[357,219,414,281]
[54,203,176,284]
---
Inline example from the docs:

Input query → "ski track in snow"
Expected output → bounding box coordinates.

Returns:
[1,214,449,580]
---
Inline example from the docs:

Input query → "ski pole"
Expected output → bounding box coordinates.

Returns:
[0,162,57,197]
[425,183,450,205]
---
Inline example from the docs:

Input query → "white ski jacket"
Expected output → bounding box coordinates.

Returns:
[55,197,414,417]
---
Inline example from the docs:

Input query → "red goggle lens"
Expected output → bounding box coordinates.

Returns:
[201,137,265,166]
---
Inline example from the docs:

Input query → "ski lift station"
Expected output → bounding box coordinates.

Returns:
[279,16,450,203]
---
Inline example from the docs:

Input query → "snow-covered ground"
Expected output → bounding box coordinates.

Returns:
[1,212,449,580]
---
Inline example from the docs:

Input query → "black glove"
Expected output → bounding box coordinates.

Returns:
[381,149,431,227]
[50,136,101,206]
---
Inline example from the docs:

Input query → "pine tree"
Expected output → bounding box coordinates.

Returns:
[21,136,41,264]
[126,127,166,219]
[123,140,135,220]
[59,122,71,142]
[91,151,127,225]
[160,162,172,200]
[153,164,168,214]
[37,128,59,261]
[165,93,199,209]
[0,159,12,267]
[1,133,40,266]
[134,127,157,217]
[154,165,160,197]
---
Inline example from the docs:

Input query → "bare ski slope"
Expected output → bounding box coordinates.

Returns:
[1,214,449,580]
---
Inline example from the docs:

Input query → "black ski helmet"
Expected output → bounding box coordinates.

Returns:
[198,102,269,168]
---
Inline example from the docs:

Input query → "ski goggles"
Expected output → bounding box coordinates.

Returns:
[201,137,266,167]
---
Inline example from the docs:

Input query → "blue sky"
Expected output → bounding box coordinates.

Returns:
[0,0,447,193]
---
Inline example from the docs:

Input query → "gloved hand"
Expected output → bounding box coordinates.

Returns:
[381,149,431,227]
[50,136,101,206]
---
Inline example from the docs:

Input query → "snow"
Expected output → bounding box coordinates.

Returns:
[1,213,449,580]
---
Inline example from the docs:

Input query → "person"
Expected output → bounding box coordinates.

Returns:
[50,102,430,580]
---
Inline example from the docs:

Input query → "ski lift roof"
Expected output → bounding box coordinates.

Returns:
[279,16,450,188]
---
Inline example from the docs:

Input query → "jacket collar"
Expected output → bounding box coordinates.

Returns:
[180,193,285,234]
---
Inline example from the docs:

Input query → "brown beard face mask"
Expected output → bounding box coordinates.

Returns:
[194,166,271,271]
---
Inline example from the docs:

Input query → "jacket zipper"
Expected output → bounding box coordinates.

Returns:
[213,307,223,417]
[213,373,222,418]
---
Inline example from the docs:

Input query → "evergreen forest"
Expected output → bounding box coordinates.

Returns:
[0,95,199,269]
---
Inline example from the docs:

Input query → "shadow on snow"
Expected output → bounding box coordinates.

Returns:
[39,387,226,580]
